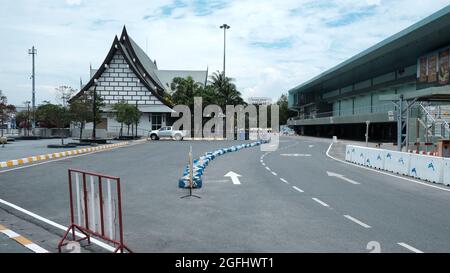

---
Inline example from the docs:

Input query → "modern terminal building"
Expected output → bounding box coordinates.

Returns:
[288,6,450,147]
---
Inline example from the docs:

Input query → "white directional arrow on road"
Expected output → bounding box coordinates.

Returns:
[326,171,360,185]
[224,171,242,185]
[280,154,311,157]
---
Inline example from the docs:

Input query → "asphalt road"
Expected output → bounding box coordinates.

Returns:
[1,137,450,253]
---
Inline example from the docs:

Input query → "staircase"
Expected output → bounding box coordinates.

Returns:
[418,103,450,140]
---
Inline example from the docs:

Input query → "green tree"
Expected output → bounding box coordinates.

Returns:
[15,110,32,130]
[36,102,70,144]
[55,85,76,107]
[68,90,105,140]
[276,93,296,125]
[170,76,204,110]
[208,71,244,108]
[123,103,141,137]
[0,90,16,137]
[112,101,128,137]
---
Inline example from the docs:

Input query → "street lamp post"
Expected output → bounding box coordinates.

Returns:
[92,79,98,141]
[28,46,37,132]
[24,101,31,136]
[220,24,230,77]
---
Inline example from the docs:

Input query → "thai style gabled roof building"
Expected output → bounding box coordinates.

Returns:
[72,26,208,133]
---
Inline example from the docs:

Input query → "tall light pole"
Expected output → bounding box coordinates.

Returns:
[28,46,37,131]
[220,24,230,77]
[92,79,98,141]
[24,101,31,136]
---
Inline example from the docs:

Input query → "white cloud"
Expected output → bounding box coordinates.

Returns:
[0,0,449,105]
[66,0,82,6]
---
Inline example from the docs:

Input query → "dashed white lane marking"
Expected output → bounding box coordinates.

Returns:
[280,178,289,184]
[271,171,277,176]
[397,242,424,253]
[326,142,450,193]
[312,197,329,207]
[292,186,304,193]
[343,215,371,228]
[262,163,266,166]
[265,166,271,171]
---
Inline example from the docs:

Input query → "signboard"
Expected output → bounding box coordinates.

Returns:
[439,49,449,85]
[419,57,427,82]
[388,110,395,121]
[428,54,438,83]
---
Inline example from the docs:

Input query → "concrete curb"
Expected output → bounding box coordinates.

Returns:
[0,223,49,253]
[0,142,129,169]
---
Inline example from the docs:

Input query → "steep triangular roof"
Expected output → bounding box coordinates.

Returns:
[70,28,171,107]
[119,26,166,90]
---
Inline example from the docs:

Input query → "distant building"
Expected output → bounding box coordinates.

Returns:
[71,26,208,132]
[247,97,272,105]
[288,6,450,144]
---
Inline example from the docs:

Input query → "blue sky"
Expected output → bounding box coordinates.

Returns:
[0,0,449,105]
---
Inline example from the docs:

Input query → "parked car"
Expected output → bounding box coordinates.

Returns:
[149,126,187,141]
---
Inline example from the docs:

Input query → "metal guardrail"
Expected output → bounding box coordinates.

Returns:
[418,103,450,139]
[289,102,394,121]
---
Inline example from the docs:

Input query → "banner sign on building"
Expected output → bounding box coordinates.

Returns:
[419,57,427,82]
[428,54,438,83]
[439,49,449,85]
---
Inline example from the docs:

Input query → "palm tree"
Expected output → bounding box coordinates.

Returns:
[171,76,204,110]
[208,71,244,108]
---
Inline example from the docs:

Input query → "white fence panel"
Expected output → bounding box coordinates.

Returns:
[409,153,444,184]
[443,158,450,186]
[383,150,410,175]
[345,145,354,162]
[352,146,366,165]
[363,147,385,169]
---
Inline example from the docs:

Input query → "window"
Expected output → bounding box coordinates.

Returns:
[151,114,162,130]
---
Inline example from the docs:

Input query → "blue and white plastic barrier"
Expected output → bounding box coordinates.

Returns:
[345,145,450,185]
[178,140,268,188]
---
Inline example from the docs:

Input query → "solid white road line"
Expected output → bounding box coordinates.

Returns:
[312,197,329,207]
[326,142,450,193]
[271,171,277,176]
[397,242,424,253]
[280,178,289,184]
[343,215,371,228]
[26,243,49,253]
[292,186,304,193]
[0,197,115,252]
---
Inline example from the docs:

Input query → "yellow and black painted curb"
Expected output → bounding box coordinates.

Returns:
[0,142,130,169]
[0,224,49,253]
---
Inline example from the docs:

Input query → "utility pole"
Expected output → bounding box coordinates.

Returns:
[220,24,230,77]
[28,46,37,131]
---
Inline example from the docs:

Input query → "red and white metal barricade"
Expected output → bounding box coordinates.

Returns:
[58,169,132,253]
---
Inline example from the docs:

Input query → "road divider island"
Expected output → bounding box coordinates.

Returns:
[179,140,268,189]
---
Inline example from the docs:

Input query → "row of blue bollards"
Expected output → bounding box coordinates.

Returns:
[178,140,269,188]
